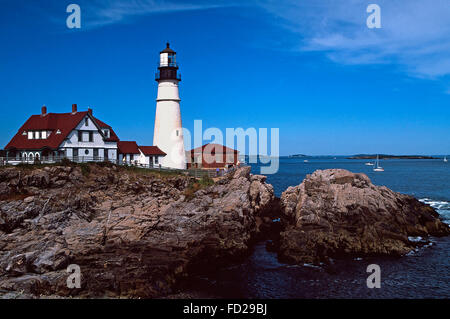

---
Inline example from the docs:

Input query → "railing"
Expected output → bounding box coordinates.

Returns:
[155,70,181,81]
[0,156,243,178]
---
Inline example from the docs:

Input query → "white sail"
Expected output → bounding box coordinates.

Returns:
[373,154,384,172]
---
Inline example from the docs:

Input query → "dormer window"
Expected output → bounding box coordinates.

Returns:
[28,131,33,139]
[103,129,109,138]
[22,131,27,136]
[56,129,61,135]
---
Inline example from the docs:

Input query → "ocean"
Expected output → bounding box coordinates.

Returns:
[183,156,450,298]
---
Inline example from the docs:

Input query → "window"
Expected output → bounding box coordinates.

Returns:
[104,149,109,159]
[85,149,89,155]
[89,131,93,142]
[103,129,109,138]
[176,130,179,136]
[28,132,33,139]
[155,156,159,164]
[85,118,89,126]
[78,131,83,142]
[73,148,79,157]
[93,149,98,157]
[22,131,27,136]
[56,129,61,135]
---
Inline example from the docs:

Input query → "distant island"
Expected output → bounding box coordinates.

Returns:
[348,154,437,160]
[288,154,307,158]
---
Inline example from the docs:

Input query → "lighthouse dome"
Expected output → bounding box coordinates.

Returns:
[160,42,175,54]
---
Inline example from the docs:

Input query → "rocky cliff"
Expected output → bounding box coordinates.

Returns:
[278,169,449,264]
[0,165,448,298]
[0,164,276,298]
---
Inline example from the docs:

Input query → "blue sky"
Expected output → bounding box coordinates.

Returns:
[0,0,449,155]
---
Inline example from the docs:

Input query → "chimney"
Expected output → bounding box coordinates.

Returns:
[41,105,47,116]
[88,107,93,116]
[72,104,77,113]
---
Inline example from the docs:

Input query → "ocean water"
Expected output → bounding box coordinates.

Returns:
[184,156,450,298]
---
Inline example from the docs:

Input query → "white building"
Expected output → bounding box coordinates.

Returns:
[4,104,120,162]
[117,141,165,167]
[4,104,166,167]
[4,44,183,169]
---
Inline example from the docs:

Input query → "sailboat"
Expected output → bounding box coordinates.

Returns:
[373,155,384,172]
[445,156,448,162]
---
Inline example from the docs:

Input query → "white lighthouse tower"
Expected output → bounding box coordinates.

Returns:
[153,43,186,169]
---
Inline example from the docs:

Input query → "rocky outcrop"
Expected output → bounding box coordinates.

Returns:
[1,164,448,298]
[0,164,275,298]
[278,169,449,264]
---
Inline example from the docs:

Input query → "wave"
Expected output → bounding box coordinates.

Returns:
[419,198,450,225]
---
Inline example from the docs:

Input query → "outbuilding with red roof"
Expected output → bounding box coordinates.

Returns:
[187,143,240,169]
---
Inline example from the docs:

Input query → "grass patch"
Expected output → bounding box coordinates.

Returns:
[184,175,215,201]
[119,165,184,178]
[198,175,214,187]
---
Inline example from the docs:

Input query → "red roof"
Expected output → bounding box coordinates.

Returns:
[5,111,120,151]
[117,141,140,154]
[139,146,166,156]
[190,143,239,154]
[93,117,120,142]
[6,111,87,150]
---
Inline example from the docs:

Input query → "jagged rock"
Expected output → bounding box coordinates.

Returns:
[0,164,276,298]
[1,164,448,298]
[278,169,449,264]
[24,196,34,203]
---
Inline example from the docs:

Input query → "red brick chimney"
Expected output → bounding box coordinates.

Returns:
[72,104,77,113]
[41,105,47,116]
[88,107,92,116]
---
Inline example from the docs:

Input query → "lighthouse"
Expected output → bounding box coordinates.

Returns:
[153,43,186,169]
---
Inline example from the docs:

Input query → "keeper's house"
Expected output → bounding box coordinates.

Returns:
[3,104,165,166]
[187,143,240,169]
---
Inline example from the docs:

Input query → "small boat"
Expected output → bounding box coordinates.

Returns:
[365,162,374,166]
[445,156,448,162]
[373,155,384,172]
[304,159,309,163]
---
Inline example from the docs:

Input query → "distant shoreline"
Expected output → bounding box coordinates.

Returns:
[348,155,438,160]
